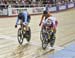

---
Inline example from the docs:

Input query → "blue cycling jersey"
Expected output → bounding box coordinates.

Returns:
[16,11,29,25]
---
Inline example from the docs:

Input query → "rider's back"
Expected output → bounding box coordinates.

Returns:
[47,16,57,25]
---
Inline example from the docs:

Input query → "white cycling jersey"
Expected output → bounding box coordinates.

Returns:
[42,16,56,26]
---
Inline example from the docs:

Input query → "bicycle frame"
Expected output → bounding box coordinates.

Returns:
[18,20,27,32]
[40,24,55,49]
[17,20,31,45]
[44,25,53,39]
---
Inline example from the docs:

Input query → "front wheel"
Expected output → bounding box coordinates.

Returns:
[17,28,24,45]
[40,30,48,50]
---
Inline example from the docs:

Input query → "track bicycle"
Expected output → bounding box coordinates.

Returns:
[17,20,31,45]
[40,24,55,50]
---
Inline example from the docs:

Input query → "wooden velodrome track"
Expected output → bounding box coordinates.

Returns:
[0,8,75,58]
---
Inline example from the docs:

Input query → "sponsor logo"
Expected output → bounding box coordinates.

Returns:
[33,7,44,13]
[17,9,27,13]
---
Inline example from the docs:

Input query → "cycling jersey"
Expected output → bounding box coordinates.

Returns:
[16,11,30,25]
[42,16,58,28]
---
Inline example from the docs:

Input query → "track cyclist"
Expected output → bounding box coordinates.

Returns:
[39,8,58,47]
[15,10,31,31]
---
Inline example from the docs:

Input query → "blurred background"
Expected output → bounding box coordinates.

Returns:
[0,0,75,7]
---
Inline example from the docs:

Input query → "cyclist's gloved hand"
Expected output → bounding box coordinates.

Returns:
[15,25,17,28]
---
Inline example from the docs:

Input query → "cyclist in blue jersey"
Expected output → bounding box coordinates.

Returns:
[15,11,31,31]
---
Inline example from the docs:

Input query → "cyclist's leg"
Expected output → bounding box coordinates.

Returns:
[52,22,57,36]
[49,26,56,47]
[51,24,56,38]
[23,22,29,31]
[51,26,56,39]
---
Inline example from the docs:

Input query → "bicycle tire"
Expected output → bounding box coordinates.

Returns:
[50,34,55,47]
[40,29,48,50]
[17,28,24,45]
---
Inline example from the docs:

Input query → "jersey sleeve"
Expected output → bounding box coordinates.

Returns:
[16,17,19,25]
[23,11,28,24]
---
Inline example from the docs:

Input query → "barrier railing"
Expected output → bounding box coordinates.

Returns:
[0,2,75,16]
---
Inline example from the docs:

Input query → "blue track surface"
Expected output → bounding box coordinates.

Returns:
[48,42,75,58]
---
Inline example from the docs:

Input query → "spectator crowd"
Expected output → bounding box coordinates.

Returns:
[0,0,75,8]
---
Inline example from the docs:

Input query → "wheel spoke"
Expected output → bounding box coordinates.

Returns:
[40,29,48,49]
[17,28,24,45]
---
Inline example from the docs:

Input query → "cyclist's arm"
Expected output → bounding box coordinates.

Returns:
[23,12,28,24]
[39,10,48,25]
[16,17,19,25]
[39,14,45,25]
